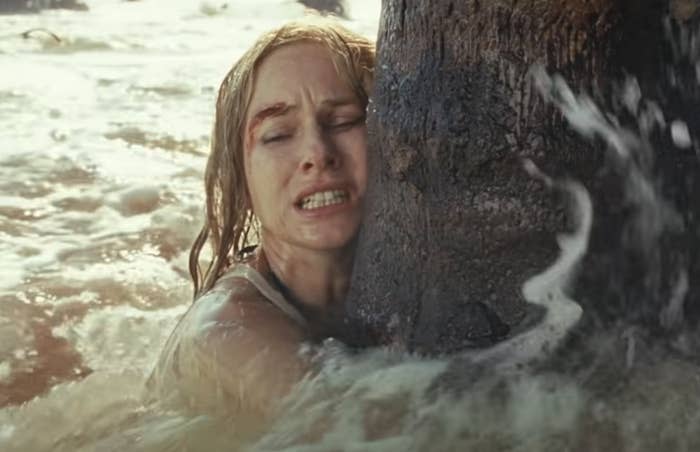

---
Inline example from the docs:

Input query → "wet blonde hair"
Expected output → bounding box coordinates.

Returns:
[189,17,375,298]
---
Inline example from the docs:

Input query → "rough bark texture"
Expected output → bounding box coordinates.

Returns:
[345,0,700,354]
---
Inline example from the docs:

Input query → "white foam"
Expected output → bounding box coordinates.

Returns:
[671,119,692,148]
[0,424,15,442]
[452,160,590,371]
[52,304,186,371]
[0,361,12,383]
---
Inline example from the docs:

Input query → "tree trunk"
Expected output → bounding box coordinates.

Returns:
[345,0,700,355]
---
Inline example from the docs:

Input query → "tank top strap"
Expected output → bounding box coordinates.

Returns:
[218,264,309,329]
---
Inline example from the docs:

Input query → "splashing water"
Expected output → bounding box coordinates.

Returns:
[2,2,700,451]
[532,68,682,257]
[248,63,700,450]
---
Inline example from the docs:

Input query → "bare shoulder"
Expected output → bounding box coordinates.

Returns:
[150,273,311,418]
[184,274,306,344]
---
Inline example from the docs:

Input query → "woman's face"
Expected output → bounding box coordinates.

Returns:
[243,43,367,254]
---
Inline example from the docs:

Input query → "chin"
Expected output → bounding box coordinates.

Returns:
[298,228,358,252]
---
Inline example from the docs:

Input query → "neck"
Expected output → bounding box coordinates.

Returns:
[256,236,356,317]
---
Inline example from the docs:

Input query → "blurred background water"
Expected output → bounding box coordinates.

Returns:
[1,1,700,451]
[0,1,380,449]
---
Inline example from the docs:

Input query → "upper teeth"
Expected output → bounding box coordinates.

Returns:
[300,190,348,209]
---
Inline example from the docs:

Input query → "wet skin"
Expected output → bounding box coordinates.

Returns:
[150,43,368,422]
[244,43,367,316]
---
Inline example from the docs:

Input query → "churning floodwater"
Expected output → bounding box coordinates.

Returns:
[1,1,699,451]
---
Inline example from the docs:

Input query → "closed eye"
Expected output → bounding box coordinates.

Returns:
[327,116,366,132]
[261,132,293,144]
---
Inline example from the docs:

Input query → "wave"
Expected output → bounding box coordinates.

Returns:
[104,126,208,155]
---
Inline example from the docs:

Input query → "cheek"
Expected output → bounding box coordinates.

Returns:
[352,132,369,195]
[244,147,293,215]
[243,150,265,211]
[247,167,266,204]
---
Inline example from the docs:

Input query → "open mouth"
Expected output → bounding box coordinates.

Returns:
[298,189,349,210]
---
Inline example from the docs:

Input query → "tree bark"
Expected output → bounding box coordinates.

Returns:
[345,0,700,355]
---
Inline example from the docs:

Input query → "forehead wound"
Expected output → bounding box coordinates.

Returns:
[247,102,288,137]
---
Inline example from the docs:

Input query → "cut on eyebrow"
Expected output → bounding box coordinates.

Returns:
[246,96,363,139]
[248,102,293,136]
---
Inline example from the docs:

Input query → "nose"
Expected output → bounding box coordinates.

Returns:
[300,124,340,173]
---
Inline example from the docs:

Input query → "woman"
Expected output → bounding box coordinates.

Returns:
[147,17,375,425]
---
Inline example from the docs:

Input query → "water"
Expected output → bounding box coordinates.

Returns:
[1,1,699,450]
